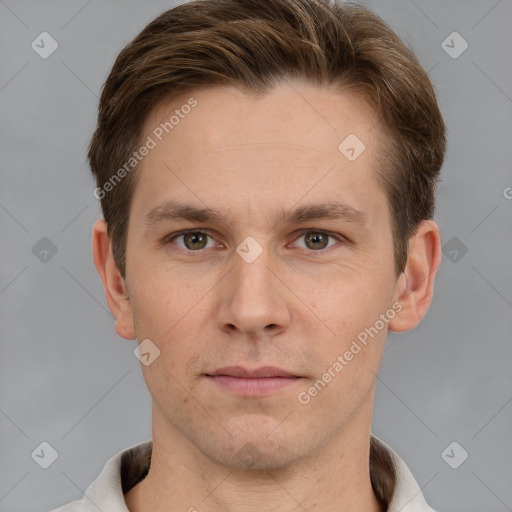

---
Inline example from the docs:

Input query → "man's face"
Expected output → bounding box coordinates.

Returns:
[123,81,400,469]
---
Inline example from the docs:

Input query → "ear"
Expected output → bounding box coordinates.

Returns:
[92,219,136,340]
[388,220,441,333]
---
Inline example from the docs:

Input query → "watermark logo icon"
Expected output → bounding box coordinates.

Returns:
[442,236,468,263]
[236,236,263,263]
[236,442,263,467]
[338,134,366,161]
[31,441,59,469]
[32,237,58,263]
[31,32,59,59]
[441,32,468,59]
[441,441,469,469]
[134,338,161,366]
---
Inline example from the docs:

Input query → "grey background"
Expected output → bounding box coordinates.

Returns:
[1,0,511,511]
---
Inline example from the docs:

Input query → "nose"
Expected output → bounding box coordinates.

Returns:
[216,248,291,339]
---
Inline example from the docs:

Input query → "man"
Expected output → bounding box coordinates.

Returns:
[51,0,445,510]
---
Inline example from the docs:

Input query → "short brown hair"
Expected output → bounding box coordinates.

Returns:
[88,0,446,279]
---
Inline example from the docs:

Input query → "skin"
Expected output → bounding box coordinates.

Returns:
[92,80,441,512]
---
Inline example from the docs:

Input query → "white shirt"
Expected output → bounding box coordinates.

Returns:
[49,434,436,511]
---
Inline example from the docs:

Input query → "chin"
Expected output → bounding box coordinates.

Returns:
[197,424,310,471]
[211,441,304,471]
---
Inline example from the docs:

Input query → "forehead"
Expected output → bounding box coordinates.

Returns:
[145,81,381,157]
[131,81,388,229]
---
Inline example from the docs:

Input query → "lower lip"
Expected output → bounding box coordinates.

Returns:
[207,375,301,396]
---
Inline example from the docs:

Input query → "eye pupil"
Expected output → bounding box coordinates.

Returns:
[184,232,207,250]
[305,232,328,250]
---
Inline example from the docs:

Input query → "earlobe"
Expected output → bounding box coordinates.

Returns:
[92,219,136,340]
[388,220,441,333]
[115,320,134,340]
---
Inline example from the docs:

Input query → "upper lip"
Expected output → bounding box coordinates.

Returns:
[206,366,300,378]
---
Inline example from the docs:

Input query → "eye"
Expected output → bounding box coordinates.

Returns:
[291,229,343,251]
[166,230,218,253]
[164,228,345,257]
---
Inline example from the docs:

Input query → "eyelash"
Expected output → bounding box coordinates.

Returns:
[163,228,346,257]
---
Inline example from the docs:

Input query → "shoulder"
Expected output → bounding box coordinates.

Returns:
[46,440,152,512]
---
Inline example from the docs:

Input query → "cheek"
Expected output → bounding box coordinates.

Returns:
[130,265,196,333]
[133,298,203,412]
[303,269,393,382]
[307,269,390,330]
[130,270,212,370]
[301,291,389,416]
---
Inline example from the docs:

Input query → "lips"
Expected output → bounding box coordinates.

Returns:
[205,366,302,396]
[205,366,300,378]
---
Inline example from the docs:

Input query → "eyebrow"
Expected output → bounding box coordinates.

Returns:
[143,199,368,231]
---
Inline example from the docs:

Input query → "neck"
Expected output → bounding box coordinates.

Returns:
[125,400,384,512]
